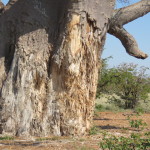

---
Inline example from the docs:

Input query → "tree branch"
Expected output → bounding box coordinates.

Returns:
[113,0,150,26]
[108,0,150,59]
[109,26,148,59]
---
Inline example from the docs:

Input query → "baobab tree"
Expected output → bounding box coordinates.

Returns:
[0,0,149,137]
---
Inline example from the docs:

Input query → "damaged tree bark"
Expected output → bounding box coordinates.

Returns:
[0,0,149,137]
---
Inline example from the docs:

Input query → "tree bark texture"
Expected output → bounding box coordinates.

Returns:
[0,0,115,137]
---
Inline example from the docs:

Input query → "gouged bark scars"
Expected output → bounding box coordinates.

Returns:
[52,13,100,135]
[50,1,115,135]
[67,15,81,75]
[68,15,81,55]
[0,0,115,137]
[108,0,150,59]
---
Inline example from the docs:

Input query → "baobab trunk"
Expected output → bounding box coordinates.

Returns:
[0,0,115,137]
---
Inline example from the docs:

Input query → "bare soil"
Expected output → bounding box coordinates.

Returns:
[0,112,149,150]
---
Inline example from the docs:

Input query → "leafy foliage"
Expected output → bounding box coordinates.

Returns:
[99,133,150,150]
[97,58,150,109]
[129,119,147,129]
[127,110,147,130]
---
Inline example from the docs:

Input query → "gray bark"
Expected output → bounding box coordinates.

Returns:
[0,0,115,137]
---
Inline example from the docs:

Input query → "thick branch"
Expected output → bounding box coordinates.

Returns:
[108,0,150,59]
[109,26,148,59]
[113,0,150,26]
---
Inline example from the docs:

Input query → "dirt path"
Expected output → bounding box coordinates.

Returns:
[94,112,150,134]
[0,112,149,150]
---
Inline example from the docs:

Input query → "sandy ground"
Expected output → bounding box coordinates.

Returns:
[0,112,149,150]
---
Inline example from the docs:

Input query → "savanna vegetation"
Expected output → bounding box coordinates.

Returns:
[94,58,150,149]
[96,57,150,111]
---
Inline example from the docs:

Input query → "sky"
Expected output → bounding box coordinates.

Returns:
[2,0,150,73]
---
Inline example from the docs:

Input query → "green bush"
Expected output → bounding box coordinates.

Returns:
[95,104,104,111]
[97,59,150,109]
[99,133,150,150]
[129,119,147,129]
[95,103,121,112]
[127,112,147,130]
[89,126,100,135]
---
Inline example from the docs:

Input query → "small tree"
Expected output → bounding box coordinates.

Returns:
[116,63,150,108]
[98,62,150,109]
[97,56,115,96]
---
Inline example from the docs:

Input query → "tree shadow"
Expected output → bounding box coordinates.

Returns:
[0,141,42,146]
[96,125,122,130]
[93,118,110,121]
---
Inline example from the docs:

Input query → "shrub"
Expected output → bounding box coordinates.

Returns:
[99,133,150,150]
[97,60,150,109]
[95,104,104,111]
[89,126,100,135]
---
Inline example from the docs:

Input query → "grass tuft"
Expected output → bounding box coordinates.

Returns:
[0,136,14,140]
